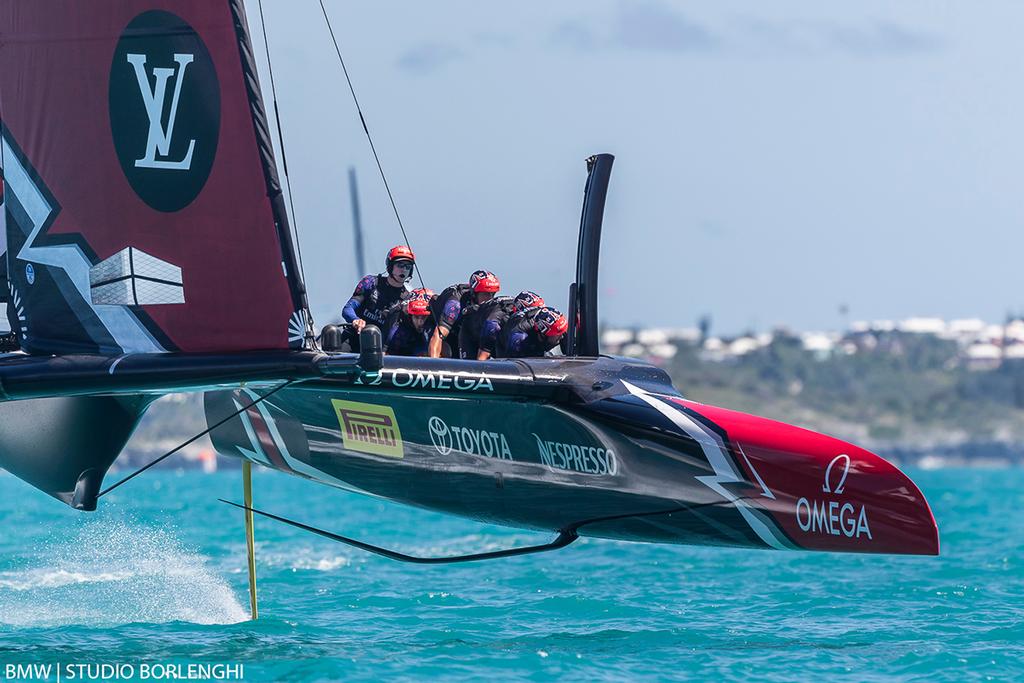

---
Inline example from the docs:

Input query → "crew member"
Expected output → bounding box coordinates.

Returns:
[459,296,512,361]
[459,290,544,361]
[378,286,435,330]
[496,306,567,358]
[428,270,500,358]
[383,297,434,357]
[511,290,544,314]
[380,286,436,343]
[410,287,435,301]
[339,245,415,350]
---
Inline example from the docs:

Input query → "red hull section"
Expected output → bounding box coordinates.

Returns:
[677,399,939,556]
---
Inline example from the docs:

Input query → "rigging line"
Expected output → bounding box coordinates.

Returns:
[221,500,579,564]
[97,380,297,498]
[256,0,314,338]
[317,0,431,299]
[216,496,760,565]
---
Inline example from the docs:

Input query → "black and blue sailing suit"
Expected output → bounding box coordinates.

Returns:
[343,274,410,329]
[383,306,434,357]
[496,308,561,359]
[335,274,411,352]
[430,284,474,356]
[458,296,514,360]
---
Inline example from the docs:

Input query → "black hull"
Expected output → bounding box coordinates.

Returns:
[207,382,748,548]
[205,355,939,555]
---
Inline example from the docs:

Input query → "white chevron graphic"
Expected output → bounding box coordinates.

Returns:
[232,396,273,467]
[232,389,375,498]
[622,381,790,550]
[2,131,164,352]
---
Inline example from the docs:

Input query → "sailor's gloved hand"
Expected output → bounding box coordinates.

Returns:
[352,319,366,333]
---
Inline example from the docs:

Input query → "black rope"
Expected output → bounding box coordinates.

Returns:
[256,0,311,317]
[98,380,296,498]
[317,0,432,299]
[221,499,579,564]
[216,496,749,565]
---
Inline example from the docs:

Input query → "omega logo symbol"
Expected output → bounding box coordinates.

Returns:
[822,453,850,494]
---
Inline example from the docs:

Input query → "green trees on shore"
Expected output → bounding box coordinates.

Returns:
[669,331,1024,446]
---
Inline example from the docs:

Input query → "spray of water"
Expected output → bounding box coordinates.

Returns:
[0,521,248,627]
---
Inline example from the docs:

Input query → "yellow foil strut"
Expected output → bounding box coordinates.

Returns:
[243,460,258,620]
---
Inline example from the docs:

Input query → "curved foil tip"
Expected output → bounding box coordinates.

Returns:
[71,469,102,512]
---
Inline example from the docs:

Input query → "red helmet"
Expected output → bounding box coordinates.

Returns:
[513,290,544,314]
[411,287,435,301]
[469,270,500,293]
[407,298,431,316]
[534,307,568,337]
[386,245,415,282]
[386,245,415,265]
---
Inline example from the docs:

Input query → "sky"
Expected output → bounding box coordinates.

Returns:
[245,1,1024,335]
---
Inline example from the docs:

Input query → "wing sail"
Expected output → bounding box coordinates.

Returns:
[0,0,308,355]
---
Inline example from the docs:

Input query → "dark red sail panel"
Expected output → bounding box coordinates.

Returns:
[0,0,307,354]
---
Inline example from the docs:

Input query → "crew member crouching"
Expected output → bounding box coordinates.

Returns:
[428,270,500,358]
[460,290,544,361]
[496,305,567,358]
[459,296,512,361]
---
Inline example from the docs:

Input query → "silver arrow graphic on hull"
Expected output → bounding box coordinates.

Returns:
[621,381,791,550]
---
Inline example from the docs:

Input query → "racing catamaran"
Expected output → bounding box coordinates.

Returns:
[0,0,938,600]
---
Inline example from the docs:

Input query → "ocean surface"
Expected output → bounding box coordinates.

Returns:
[0,467,1020,682]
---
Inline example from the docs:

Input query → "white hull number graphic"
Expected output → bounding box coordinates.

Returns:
[796,454,872,540]
[127,53,196,170]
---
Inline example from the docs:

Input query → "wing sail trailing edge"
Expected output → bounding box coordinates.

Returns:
[0,0,308,355]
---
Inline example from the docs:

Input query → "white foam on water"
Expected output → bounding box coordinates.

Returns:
[259,545,353,572]
[0,568,133,591]
[0,521,248,627]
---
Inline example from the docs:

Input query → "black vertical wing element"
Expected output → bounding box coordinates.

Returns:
[568,154,614,357]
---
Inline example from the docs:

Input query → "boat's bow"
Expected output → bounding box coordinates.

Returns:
[584,381,939,555]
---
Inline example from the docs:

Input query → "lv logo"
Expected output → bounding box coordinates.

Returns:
[126,53,196,170]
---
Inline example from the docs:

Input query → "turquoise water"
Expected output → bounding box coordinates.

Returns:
[0,467,1019,681]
